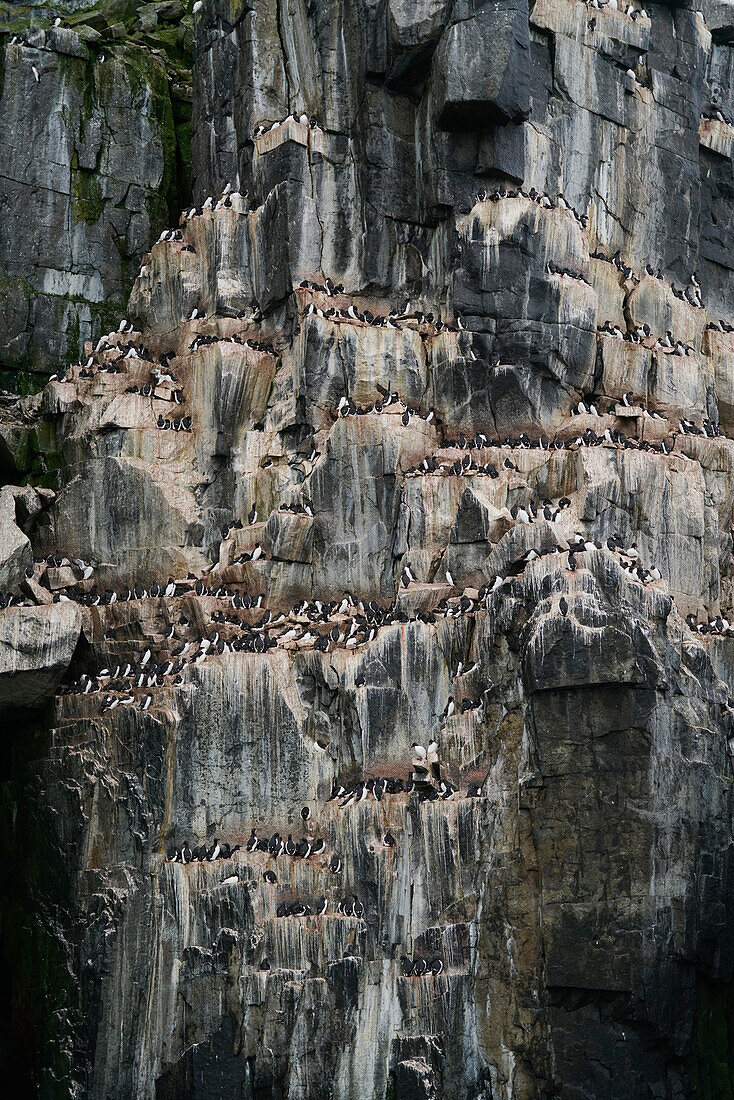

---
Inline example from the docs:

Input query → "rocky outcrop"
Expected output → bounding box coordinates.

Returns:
[2,1,734,1099]
[0,600,81,708]
[0,3,192,381]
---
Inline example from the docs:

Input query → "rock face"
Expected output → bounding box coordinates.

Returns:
[0,5,192,381]
[2,2,734,1100]
[0,601,81,708]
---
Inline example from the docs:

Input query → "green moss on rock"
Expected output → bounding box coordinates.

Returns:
[70,152,105,225]
[119,42,190,224]
[0,369,47,396]
[0,0,193,381]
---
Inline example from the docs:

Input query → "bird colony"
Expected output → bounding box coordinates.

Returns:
[2,0,734,1098]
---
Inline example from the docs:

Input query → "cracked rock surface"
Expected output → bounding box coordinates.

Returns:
[2,1,734,1099]
[0,2,192,378]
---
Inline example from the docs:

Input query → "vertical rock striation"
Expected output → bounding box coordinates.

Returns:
[0,3,193,381]
[1,1,734,1099]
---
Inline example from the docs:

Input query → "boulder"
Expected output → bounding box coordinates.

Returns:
[0,602,81,709]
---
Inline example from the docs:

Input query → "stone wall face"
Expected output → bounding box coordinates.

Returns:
[0,8,192,380]
[2,1,734,1099]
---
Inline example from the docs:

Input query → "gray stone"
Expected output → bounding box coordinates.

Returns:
[0,488,32,592]
[433,3,531,130]
[702,0,734,41]
[4,0,734,1097]
[0,37,186,375]
[385,0,451,88]
[0,602,81,709]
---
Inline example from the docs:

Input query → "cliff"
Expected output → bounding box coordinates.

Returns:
[2,1,734,1098]
[0,0,192,383]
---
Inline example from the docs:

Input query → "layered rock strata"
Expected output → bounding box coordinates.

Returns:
[2,1,734,1099]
